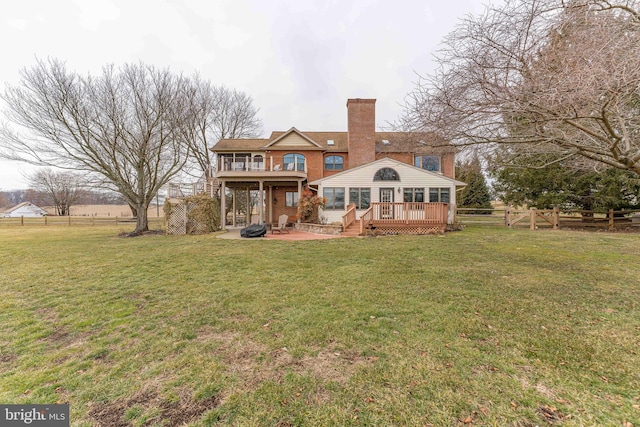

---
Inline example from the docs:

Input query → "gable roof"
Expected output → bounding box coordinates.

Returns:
[264,127,325,149]
[3,202,48,215]
[309,157,466,186]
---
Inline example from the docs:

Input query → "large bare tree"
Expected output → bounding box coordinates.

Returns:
[401,0,640,175]
[184,80,262,180]
[0,59,195,234]
[26,168,83,216]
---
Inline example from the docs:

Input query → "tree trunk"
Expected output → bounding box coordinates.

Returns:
[133,203,149,234]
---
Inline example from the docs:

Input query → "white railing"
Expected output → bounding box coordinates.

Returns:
[217,155,307,173]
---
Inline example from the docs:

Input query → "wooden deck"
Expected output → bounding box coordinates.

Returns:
[344,202,449,235]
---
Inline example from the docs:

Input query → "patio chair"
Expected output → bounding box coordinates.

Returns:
[272,214,290,234]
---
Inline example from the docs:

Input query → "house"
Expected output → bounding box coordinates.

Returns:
[210,98,465,234]
[2,202,48,218]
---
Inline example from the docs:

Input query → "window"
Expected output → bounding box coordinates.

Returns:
[283,153,305,171]
[325,155,344,170]
[429,188,450,203]
[415,155,441,172]
[403,188,425,203]
[349,188,370,209]
[285,191,298,207]
[323,187,345,210]
[373,168,400,181]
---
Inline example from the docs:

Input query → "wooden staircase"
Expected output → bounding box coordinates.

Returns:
[341,223,361,237]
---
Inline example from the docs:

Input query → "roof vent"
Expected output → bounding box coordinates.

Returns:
[382,139,390,145]
[419,140,426,145]
[327,139,334,146]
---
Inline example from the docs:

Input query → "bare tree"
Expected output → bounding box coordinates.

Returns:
[184,81,262,179]
[0,192,9,209]
[26,168,82,215]
[401,0,640,175]
[0,59,195,234]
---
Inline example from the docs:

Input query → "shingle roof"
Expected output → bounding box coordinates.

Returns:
[210,130,454,154]
[375,132,455,154]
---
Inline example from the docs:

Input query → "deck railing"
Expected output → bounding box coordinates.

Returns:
[217,155,307,173]
[342,203,357,230]
[359,202,448,232]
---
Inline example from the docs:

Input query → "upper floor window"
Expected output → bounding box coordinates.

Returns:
[283,153,305,171]
[415,155,441,172]
[325,155,344,170]
[373,168,400,181]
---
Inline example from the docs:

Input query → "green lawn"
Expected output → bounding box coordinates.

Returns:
[1,225,639,426]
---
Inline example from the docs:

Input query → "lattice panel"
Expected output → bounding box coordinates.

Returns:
[167,203,187,235]
[186,202,210,235]
[370,224,445,236]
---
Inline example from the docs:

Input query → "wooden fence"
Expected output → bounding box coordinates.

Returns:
[0,216,165,228]
[456,207,640,230]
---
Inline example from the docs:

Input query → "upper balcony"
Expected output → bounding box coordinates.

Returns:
[215,155,307,180]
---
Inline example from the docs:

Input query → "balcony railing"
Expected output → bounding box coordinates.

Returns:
[217,155,307,173]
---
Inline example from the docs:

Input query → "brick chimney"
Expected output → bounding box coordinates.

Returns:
[347,98,376,167]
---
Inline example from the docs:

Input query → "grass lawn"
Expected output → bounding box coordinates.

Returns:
[0,225,639,426]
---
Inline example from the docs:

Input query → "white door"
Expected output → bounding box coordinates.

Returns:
[380,188,394,219]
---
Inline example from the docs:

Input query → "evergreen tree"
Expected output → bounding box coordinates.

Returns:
[456,156,493,214]
[489,153,640,211]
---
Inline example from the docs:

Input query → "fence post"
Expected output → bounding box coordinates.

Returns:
[530,208,537,230]
[45,216,47,226]
[69,215,71,226]
[505,206,511,228]
[21,216,24,226]
[608,209,614,231]
[116,216,118,226]
[553,206,559,230]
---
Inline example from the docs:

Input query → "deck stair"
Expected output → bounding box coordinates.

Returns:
[341,223,362,237]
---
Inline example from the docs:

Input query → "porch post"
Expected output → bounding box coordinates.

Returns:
[232,188,236,227]
[246,187,251,224]
[297,180,303,223]
[258,180,264,224]
[220,180,226,230]
[268,185,273,224]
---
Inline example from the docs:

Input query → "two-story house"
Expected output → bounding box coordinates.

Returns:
[212,98,464,234]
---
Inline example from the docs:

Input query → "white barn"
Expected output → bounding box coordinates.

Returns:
[2,202,48,218]
[310,157,465,225]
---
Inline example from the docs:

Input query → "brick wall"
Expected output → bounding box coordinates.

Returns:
[347,99,376,167]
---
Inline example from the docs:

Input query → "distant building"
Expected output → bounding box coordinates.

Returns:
[2,202,48,218]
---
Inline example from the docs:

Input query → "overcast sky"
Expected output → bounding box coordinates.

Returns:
[0,0,487,190]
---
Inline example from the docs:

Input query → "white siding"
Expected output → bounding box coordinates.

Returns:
[316,158,459,224]
[271,133,315,148]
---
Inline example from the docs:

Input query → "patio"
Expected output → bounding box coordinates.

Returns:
[216,227,346,241]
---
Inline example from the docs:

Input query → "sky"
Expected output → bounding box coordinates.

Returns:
[0,0,487,190]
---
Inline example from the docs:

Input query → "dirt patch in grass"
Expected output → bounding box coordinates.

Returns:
[118,230,165,238]
[200,328,371,389]
[88,388,219,426]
